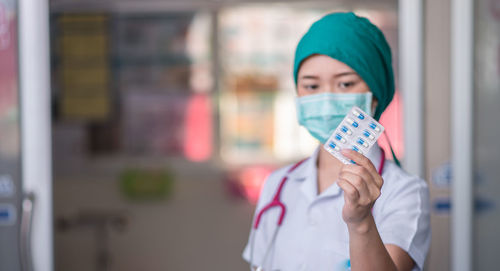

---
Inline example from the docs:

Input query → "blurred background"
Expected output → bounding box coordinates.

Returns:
[0,0,499,270]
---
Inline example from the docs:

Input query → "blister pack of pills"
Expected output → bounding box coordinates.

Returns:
[323,106,384,164]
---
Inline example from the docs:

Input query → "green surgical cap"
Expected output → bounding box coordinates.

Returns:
[294,12,395,120]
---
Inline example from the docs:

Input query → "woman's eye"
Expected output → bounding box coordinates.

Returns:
[339,81,356,89]
[303,84,319,91]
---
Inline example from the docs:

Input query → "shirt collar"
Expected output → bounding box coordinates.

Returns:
[288,147,319,181]
[289,143,384,201]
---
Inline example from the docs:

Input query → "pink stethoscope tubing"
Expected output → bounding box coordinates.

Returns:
[249,149,386,271]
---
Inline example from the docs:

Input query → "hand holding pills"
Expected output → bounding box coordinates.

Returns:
[323,106,385,229]
[337,149,384,230]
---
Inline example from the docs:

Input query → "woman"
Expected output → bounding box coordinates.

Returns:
[242,12,430,271]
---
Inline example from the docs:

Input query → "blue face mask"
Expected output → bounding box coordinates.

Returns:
[296,92,373,143]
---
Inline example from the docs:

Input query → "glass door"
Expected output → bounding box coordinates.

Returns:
[472,0,500,269]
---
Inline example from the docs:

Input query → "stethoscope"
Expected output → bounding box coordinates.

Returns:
[249,149,386,271]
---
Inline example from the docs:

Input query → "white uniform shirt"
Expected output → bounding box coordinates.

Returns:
[242,144,431,271]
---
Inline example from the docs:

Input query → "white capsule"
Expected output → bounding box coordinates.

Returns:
[335,134,347,144]
[363,130,375,140]
[352,109,365,120]
[357,138,369,148]
[328,141,340,151]
[352,145,364,154]
[346,118,359,128]
[341,125,352,135]
[369,122,381,132]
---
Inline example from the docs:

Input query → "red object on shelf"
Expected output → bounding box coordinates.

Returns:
[224,165,276,204]
[184,93,213,161]
[239,166,274,204]
[224,165,275,204]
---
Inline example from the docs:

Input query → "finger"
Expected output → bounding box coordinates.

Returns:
[342,149,383,188]
[337,178,360,202]
[342,164,373,184]
[339,171,371,204]
[341,149,377,173]
[342,164,383,190]
[342,166,384,198]
[375,175,384,190]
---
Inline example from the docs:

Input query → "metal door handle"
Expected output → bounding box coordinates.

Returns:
[20,193,35,271]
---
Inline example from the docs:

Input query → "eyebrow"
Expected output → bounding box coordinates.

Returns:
[300,71,358,80]
[333,71,358,78]
[300,75,320,80]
